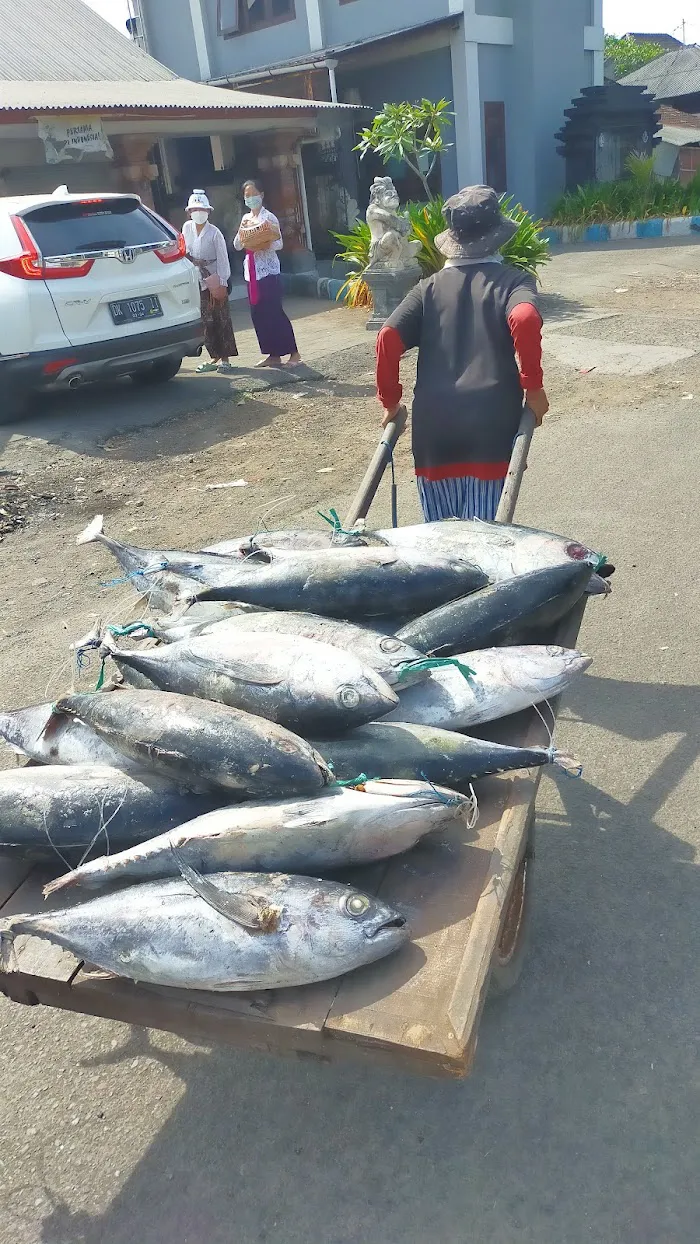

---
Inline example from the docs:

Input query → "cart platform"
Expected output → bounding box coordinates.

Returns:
[0,600,586,1080]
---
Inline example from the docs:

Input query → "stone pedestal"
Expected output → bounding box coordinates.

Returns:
[364,265,421,332]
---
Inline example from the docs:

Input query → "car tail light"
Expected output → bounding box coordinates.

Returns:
[155,232,186,264]
[0,216,94,280]
[43,357,78,375]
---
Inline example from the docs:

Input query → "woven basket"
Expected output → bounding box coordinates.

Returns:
[239,219,279,251]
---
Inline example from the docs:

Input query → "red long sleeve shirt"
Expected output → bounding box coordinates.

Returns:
[376,299,544,481]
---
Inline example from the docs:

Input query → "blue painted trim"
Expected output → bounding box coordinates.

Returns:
[636,219,663,238]
[584,224,610,242]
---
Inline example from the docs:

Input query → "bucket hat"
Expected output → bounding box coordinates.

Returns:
[435,185,517,259]
[186,189,212,213]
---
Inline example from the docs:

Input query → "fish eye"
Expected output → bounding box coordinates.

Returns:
[344,894,371,918]
[379,636,401,654]
[338,685,360,709]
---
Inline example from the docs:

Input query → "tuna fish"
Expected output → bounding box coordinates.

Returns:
[0,702,138,769]
[2,871,410,991]
[386,645,592,730]
[99,632,398,734]
[204,518,605,584]
[310,721,579,789]
[53,690,333,796]
[396,562,592,656]
[0,765,221,860]
[149,611,427,689]
[376,518,604,582]
[188,545,488,618]
[45,779,471,895]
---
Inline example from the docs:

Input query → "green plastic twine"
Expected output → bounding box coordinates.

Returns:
[106,622,157,639]
[95,656,107,691]
[594,553,608,572]
[316,508,365,540]
[397,657,477,684]
[336,773,371,788]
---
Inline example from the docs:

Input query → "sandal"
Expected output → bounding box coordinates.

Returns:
[195,361,218,373]
[217,362,235,374]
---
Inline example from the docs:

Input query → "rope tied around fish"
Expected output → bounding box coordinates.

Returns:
[100,561,169,589]
[316,507,367,541]
[397,657,476,684]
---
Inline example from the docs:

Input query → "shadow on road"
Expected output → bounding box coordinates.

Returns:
[34,673,699,1244]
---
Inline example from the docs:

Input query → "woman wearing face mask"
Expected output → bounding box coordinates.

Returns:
[233,180,302,368]
[182,190,238,374]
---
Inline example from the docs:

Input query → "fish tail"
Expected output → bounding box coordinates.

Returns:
[548,749,583,778]
[43,872,77,899]
[76,514,104,546]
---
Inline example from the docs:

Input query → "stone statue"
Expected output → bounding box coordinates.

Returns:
[366,177,421,270]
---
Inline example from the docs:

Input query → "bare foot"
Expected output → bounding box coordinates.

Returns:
[255,355,282,368]
[285,352,303,367]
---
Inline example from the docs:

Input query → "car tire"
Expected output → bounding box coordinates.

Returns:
[0,388,28,424]
[131,356,183,386]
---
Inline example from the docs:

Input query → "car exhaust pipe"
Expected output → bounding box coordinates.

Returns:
[68,374,84,389]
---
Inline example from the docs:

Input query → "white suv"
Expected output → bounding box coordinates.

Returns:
[0,186,203,420]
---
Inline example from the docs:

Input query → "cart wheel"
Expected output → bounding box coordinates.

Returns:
[488,820,535,999]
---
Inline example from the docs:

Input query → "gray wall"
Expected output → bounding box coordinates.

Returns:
[338,46,459,200]
[321,0,449,47]
[529,0,594,213]
[202,1,310,78]
[141,0,201,80]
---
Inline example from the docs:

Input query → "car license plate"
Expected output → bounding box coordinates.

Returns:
[109,295,163,325]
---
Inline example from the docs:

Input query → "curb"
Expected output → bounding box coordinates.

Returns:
[543,216,700,246]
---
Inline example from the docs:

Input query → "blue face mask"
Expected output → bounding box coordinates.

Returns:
[245,195,263,210]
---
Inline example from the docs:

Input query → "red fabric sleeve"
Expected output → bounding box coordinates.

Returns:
[375,325,407,409]
[508,302,544,391]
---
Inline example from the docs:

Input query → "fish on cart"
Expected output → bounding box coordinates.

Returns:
[53,691,333,796]
[310,721,580,789]
[0,765,221,860]
[375,519,605,581]
[99,632,399,734]
[0,702,139,769]
[397,561,592,656]
[385,645,592,730]
[148,611,428,689]
[164,547,488,618]
[204,517,606,584]
[45,779,472,894]
[2,869,410,992]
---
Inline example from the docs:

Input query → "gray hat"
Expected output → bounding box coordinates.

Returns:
[435,185,517,259]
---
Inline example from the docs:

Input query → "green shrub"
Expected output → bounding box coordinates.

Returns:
[332,196,550,306]
[550,162,700,226]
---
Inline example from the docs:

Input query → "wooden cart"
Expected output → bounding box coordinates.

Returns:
[0,410,586,1079]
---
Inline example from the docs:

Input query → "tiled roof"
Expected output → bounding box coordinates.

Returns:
[620,46,700,98]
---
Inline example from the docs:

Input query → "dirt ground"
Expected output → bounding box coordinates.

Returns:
[1,238,699,1244]
[1,241,699,740]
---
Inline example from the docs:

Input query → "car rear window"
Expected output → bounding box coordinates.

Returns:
[21,199,173,257]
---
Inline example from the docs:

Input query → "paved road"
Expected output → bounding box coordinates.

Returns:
[1,239,699,1244]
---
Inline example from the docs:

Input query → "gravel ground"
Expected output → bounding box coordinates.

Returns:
[0,238,699,1244]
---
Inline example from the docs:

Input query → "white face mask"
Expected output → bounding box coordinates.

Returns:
[190,210,208,225]
[245,195,263,211]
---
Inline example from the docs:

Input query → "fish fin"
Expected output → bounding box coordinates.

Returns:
[187,650,283,687]
[77,514,104,545]
[171,847,280,931]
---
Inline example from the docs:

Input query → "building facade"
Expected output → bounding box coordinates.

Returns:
[136,0,604,231]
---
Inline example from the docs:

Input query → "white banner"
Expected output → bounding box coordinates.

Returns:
[38,116,113,164]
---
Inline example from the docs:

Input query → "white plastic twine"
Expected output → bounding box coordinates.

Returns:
[463,782,479,831]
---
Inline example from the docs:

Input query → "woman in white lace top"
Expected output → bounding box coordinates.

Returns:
[233,179,301,368]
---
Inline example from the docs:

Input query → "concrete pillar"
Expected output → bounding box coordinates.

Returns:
[256,132,316,273]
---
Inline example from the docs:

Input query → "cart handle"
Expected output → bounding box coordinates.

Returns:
[343,407,407,530]
[495,406,537,525]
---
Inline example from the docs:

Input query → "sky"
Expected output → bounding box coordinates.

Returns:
[85,0,700,43]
